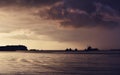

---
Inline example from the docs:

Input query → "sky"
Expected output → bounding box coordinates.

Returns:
[0,0,120,50]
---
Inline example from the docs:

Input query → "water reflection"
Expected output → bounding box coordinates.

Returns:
[0,52,119,75]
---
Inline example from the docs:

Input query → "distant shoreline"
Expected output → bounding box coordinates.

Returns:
[13,50,120,54]
[0,50,120,54]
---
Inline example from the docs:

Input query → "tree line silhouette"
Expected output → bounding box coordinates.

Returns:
[0,45,28,51]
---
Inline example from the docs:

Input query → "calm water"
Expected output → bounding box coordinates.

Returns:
[0,52,120,75]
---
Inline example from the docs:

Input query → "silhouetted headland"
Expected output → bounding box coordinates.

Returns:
[0,45,28,51]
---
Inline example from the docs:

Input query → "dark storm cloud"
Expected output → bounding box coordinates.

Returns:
[48,0,120,28]
[0,0,120,29]
[0,0,119,39]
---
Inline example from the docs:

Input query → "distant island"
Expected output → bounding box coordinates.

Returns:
[0,45,28,51]
[84,46,99,51]
[27,45,120,54]
[65,46,99,52]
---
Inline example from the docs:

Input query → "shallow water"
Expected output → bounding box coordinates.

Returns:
[0,52,120,75]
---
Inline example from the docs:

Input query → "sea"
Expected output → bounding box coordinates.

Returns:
[0,51,120,75]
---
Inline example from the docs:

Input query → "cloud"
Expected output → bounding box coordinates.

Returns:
[0,29,52,41]
[0,0,120,49]
[46,0,120,29]
[0,0,119,29]
[0,0,61,7]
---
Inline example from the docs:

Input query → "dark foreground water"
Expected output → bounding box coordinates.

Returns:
[0,52,120,75]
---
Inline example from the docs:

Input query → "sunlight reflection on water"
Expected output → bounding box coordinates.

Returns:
[0,52,119,75]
